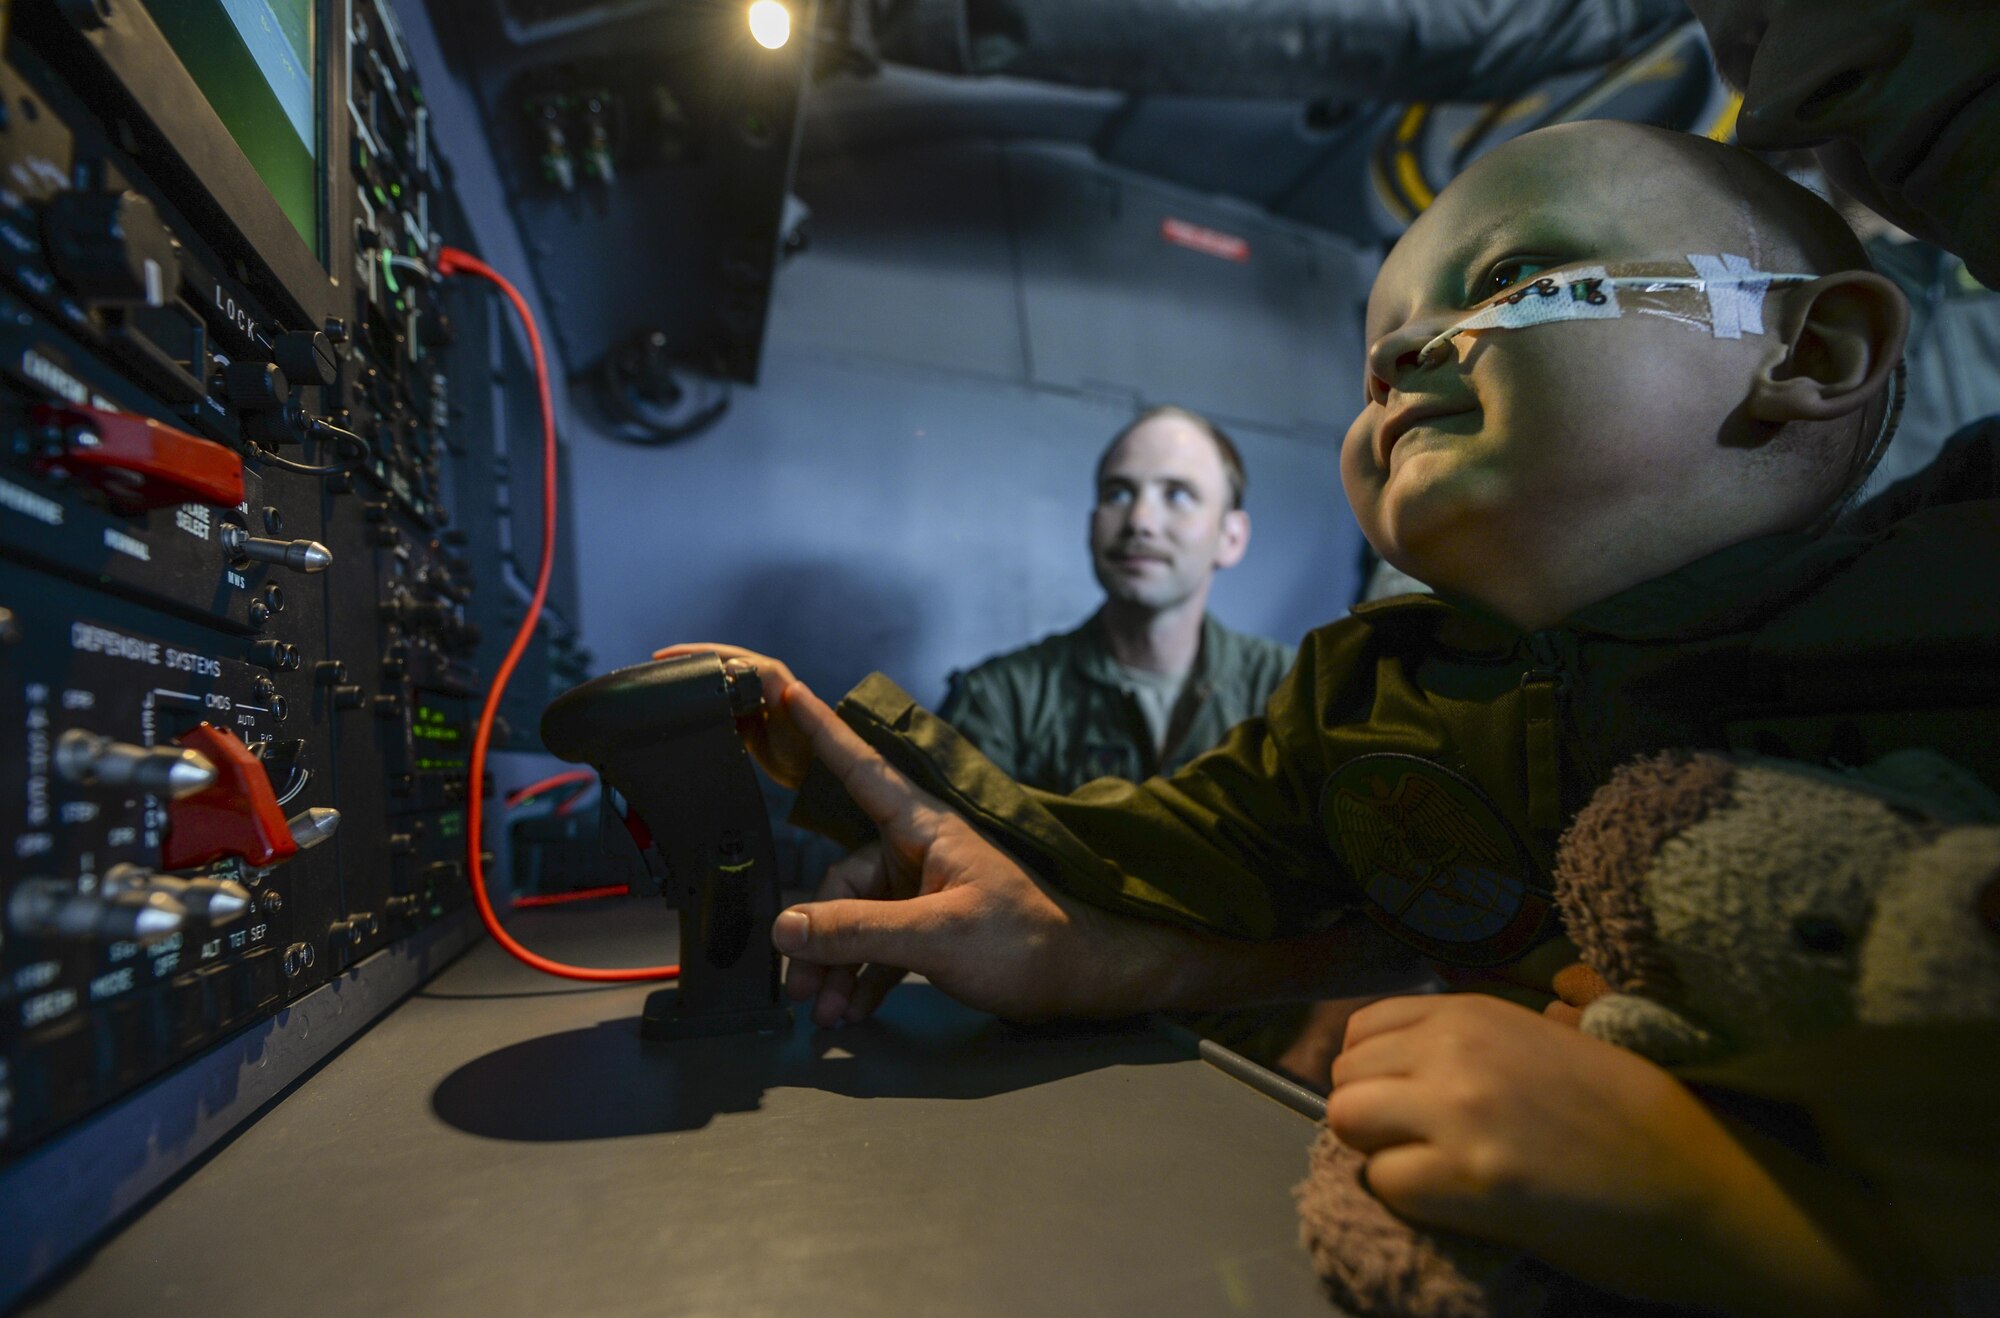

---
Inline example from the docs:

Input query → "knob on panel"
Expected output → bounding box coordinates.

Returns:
[222,360,292,412]
[42,187,181,307]
[272,330,338,387]
[161,722,300,870]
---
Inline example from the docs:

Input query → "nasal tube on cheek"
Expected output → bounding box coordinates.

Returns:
[1407,255,1908,532]
[1415,255,1817,369]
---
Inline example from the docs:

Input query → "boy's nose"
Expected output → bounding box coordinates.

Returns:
[1366,324,1437,397]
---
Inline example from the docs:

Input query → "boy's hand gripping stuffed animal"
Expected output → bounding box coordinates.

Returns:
[1297,749,2000,1318]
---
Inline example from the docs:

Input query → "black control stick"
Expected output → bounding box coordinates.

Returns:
[541,654,791,1040]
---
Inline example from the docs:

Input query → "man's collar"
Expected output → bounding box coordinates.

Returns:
[1072,608,1218,686]
[1071,610,1121,686]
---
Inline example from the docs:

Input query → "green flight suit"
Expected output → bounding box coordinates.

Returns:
[938,610,1296,792]
[793,499,2000,1307]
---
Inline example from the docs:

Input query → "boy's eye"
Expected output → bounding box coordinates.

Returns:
[1480,259,1551,299]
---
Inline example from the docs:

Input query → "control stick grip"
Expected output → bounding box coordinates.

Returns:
[541,654,762,760]
[541,654,789,1040]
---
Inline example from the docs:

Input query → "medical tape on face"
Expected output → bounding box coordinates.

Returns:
[1685,252,1778,338]
[1416,255,1816,368]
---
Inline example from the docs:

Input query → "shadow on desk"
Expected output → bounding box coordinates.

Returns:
[431,984,1186,1142]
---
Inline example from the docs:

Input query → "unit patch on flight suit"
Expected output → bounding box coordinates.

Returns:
[1320,753,1553,965]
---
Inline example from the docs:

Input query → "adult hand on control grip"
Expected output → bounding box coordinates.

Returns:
[650,644,815,788]
[770,678,1150,1027]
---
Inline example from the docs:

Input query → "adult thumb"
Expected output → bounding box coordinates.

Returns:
[772,895,942,974]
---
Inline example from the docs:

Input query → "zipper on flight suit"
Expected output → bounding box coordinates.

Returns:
[1520,632,1569,831]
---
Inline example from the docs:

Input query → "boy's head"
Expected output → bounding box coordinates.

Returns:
[1342,121,1908,631]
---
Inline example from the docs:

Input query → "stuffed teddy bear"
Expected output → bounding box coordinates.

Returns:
[1296,748,2000,1318]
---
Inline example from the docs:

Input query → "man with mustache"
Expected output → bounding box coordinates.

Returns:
[939,405,1293,794]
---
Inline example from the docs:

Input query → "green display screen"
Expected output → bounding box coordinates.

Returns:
[413,700,468,773]
[146,0,320,258]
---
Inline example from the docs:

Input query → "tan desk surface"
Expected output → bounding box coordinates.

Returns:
[28,902,1342,1317]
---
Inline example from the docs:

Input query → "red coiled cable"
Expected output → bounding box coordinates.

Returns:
[438,245,678,983]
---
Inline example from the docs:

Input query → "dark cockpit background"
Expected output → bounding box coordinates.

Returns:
[412,1,1997,712]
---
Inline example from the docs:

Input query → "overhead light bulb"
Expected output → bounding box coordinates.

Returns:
[747,1,791,49]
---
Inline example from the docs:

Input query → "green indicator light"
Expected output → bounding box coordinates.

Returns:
[390,183,402,197]
[380,249,400,294]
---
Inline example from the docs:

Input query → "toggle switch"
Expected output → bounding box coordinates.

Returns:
[161,723,300,870]
[32,402,246,512]
[287,807,340,851]
[8,878,185,944]
[56,728,216,799]
[220,524,332,574]
[248,639,302,671]
[250,677,287,722]
[329,911,380,943]
[104,862,251,927]
[282,941,316,977]
[167,875,252,925]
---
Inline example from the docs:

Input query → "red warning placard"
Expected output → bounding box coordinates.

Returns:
[1160,217,1250,263]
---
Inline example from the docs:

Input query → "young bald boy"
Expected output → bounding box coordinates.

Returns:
[664,122,1999,1313]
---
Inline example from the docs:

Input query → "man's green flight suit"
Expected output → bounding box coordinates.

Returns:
[940,610,1295,793]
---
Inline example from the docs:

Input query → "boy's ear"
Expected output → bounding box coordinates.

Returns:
[1747,271,1909,425]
